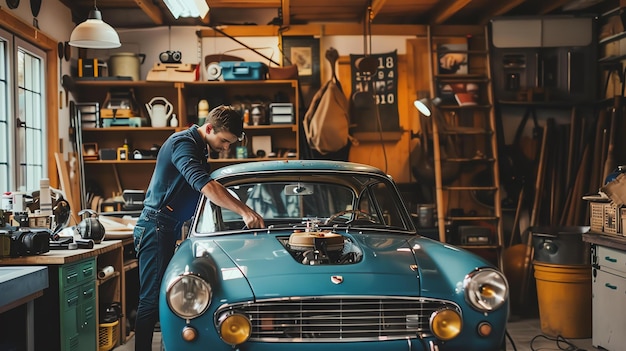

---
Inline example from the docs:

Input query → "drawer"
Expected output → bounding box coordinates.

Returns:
[63,286,80,311]
[594,245,626,276]
[59,258,96,290]
[592,268,626,349]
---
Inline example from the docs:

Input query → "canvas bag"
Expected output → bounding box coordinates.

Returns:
[303,77,350,155]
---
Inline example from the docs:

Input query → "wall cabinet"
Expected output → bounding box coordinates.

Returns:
[70,79,300,211]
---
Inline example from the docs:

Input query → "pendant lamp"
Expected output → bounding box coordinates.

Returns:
[68,0,121,49]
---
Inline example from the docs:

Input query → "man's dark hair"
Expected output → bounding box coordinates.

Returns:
[208,105,245,141]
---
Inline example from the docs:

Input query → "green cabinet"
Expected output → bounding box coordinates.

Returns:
[59,258,97,351]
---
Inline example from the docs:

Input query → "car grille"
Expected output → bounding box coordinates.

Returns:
[215,296,460,342]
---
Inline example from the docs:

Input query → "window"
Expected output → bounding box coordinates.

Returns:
[0,28,47,193]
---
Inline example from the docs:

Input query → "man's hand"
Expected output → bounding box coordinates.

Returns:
[242,210,265,229]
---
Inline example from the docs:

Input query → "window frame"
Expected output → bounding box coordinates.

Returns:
[0,8,60,193]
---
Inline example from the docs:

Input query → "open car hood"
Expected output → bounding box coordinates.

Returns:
[209,231,423,298]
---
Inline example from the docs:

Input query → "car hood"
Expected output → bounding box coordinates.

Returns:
[189,231,488,299]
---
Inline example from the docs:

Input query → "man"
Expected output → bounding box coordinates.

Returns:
[133,105,265,351]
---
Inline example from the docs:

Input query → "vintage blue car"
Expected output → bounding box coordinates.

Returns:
[159,160,509,351]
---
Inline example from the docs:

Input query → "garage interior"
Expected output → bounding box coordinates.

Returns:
[1,0,625,350]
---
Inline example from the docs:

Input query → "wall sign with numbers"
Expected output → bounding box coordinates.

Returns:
[350,50,400,132]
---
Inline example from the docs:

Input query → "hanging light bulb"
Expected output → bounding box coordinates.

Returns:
[68,0,121,49]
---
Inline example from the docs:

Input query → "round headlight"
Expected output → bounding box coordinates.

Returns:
[166,273,212,319]
[464,268,508,312]
[430,308,462,340]
[218,313,251,345]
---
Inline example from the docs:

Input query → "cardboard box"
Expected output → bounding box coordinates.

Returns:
[146,62,199,82]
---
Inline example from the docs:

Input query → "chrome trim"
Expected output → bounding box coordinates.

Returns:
[214,296,461,342]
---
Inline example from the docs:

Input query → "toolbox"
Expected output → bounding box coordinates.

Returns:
[220,61,267,81]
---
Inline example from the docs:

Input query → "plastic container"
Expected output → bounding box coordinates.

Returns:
[220,61,267,80]
[533,261,591,338]
[98,319,119,351]
[532,226,590,265]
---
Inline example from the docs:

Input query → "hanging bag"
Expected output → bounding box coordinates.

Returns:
[303,48,351,155]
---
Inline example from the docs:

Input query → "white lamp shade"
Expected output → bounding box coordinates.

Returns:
[69,10,121,49]
[413,97,442,117]
[413,99,432,117]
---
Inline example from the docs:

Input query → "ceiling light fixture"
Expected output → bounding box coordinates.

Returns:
[68,0,121,49]
[164,0,210,19]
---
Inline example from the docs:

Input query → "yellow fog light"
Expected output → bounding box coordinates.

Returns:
[430,309,462,341]
[219,313,251,345]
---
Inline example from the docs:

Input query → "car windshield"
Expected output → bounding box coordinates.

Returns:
[194,172,414,234]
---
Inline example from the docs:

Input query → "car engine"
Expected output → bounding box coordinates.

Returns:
[279,230,363,265]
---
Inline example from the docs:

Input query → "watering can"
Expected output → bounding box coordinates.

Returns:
[145,97,173,127]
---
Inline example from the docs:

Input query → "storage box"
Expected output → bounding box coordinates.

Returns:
[589,201,605,232]
[604,203,621,234]
[269,103,294,124]
[98,320,119,351]
[620,207,626,236]
[220,61,267,81]
[77,58,106,78]
[146,62,199,82]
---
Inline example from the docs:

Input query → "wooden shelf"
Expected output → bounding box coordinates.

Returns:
[124,259,138,272]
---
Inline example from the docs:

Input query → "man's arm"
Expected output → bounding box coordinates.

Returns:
[200,180,265,228]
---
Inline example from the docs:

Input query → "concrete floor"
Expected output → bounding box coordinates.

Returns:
[112,317,598,351]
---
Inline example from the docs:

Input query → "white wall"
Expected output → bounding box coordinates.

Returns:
[88,27,413,82]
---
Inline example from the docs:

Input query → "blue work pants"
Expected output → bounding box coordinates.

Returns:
[133,208,181,351]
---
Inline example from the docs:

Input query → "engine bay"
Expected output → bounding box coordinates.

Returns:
[279,230,363,265]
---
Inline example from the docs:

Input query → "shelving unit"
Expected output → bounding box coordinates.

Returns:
[70,79,300,211]
[599,7,626,99]
[427,25,504,268]
[95,242,125,348]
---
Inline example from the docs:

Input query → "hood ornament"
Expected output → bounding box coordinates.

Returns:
[331,275,344,284]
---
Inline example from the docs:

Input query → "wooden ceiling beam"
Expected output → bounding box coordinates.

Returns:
[537,0,574,14]
[282,0,291,26]
[430,0,472,25]
[134,0,164,25]
[371,0,388,19]
[479,0,527,24]
[197,23,427,37]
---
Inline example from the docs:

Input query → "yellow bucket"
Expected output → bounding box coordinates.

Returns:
[533,261,592,338]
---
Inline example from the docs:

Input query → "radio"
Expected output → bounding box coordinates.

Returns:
[159,50,182,64]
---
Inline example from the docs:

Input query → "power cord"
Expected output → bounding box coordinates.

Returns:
[505,329,518,351]
[530,334,587,351]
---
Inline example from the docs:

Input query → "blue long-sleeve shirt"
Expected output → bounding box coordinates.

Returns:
[143,125,212,221]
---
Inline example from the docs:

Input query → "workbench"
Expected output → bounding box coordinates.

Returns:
[0,240,126,351]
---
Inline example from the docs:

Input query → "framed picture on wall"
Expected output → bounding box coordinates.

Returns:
[282,36,321,87]
[437,43,468,75]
